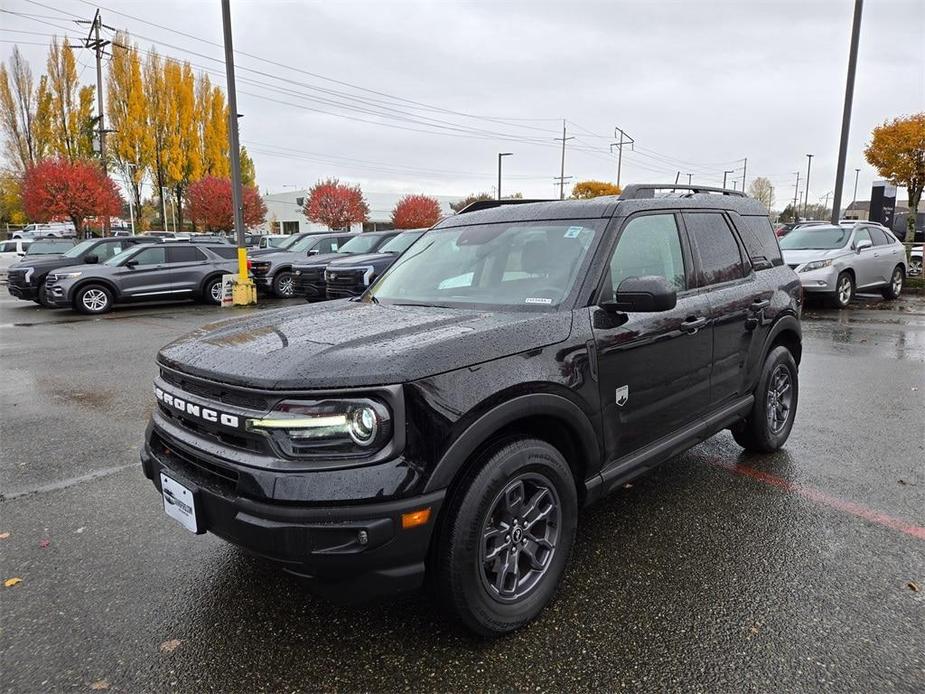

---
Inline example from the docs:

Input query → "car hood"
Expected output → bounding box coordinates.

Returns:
[157,301,573,389]
[781,248,849,265]
[325,252,396,268]
[9,254,73,270]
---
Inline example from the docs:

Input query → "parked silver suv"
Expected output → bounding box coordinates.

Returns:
[780,223,906,308]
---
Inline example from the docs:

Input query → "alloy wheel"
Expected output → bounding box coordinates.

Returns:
[479,473,561,603]
[766,364,793,435]
[277,275,294,297]
[892,269,903,295]
[837,276,852,306]
[210,281,222,302]
[81,288,108,312]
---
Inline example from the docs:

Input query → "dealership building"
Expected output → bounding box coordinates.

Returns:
[261,189,461,234]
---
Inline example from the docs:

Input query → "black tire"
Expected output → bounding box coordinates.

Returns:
[732,345,798,453]
[203,276,223,305]
[272,270,295,298]
[881,265,904,300]
[829,271,854,309]
[435,438,578,637]
[73,284,113,315]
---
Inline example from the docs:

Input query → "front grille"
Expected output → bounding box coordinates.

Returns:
[160,367,269,410]
[251,263,271,276]
[157,402,269,454]
[325,270,363,288]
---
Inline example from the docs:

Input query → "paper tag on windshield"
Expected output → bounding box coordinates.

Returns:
[526,297,553,304]
[564,226,583,238]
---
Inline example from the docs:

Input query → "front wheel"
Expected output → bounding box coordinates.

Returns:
[881,265,904,300]
[203,276,223,305]
[732,345,798,453]
[829,271,854,309]
[272,270,295,298]
[73,284,113,315]
[435,438,577,636]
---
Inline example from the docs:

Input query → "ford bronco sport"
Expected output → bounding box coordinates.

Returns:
[142,184,802,636]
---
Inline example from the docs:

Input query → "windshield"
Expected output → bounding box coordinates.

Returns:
[63,239,98,258]
[291,235,327,252]
[369,221,600,309]
[379,232,424,254]
[25,240,72,255]
[338,234,390,254]
[779,226,851,250]
[267,236,295,248]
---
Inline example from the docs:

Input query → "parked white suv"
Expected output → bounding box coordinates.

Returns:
[0,239,32,283]
[12,222,76,239]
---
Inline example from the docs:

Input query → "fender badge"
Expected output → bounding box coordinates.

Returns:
[615,386,629,407]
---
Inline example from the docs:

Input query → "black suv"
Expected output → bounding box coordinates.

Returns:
[7,236,156,305]
[249,232,356,298]
[323,229,425,299]
[291,230,401,300]
[142,185,801,635]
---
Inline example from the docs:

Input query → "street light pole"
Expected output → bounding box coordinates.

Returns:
[723,170,734,189]
[830,0,864,224]
[852,168,860,205]
[497,152,513,200]
[803,154,814,217]
[221,0,255,305]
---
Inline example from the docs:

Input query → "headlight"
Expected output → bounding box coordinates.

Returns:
[800,259,833,272]
[21,267,34,283]
[54,271,83,280]
[246,398,391,457]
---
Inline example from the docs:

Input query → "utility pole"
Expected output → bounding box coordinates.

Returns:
[609,127,634,188]
[792,171,801,220]
[723,170,734,189]
[803,154,814,217]
[221,0,255,305]
[76,10,114,236]
[686,173,693,185]
[497,152,513,200]
[554,120,574,200]
[830,0,864,224]
[160,186,169,231]
[742,157,748,194]
[851,167,861,209]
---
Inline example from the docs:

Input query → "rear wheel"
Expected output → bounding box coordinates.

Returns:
[73,284,113,315]
[435,438,577,636]
[203,276,223,305]
[272,270,295,298]
[881,265,903,300]
[732,345,798,453]
[910,256,922,276]
[829,271,853,309]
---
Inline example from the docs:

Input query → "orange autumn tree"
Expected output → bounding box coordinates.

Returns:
[186,176,266,231]
[391,194,442,228]
[303,178,368,230]
[571,180,622,199]
[865,113,925,243]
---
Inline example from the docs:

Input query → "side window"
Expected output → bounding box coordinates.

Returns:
[208,246,238,259]
[606,214,687,299]
[315,238,340,254]
[130,247,167,266]
[868,227,890,246]
[166,246,206,263]
[0,241,15,252]
[95,243,123,261]
[854,228,872,248]
[684,213,747,286]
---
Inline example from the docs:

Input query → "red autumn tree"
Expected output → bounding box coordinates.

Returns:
[391,194,442,229]
[303,178,369,230]
[21,158,123,237]
[186,176,267,231]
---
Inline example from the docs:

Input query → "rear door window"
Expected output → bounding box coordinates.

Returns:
[684,213,748,286]
[166,246,207,263]
[867,227,891,245]
[207,246,238,259]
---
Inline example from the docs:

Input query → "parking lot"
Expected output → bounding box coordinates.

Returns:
[1,291,923,693]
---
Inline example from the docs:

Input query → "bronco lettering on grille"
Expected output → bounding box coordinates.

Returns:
[154,386,241,429]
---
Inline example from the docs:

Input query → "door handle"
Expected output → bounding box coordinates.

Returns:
[681,316,707,334]
[750,298,770,311]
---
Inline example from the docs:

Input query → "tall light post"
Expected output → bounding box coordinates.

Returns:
[723,170,734,189]
[830,0,864,223]
[497,152,513,200]
[803,154,814,217]
[124,162,138,235]
[852,168,860,204]
[160,186,170,231]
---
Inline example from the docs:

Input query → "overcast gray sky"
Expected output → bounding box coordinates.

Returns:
[2,0,923,208]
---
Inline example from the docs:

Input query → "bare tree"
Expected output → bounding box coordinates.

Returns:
[0,47,44,171]
[748,176,775,211]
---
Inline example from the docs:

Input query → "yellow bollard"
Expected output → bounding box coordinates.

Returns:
[232,246,257,306]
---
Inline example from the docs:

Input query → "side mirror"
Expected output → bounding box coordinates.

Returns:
[603,275,677,313]
[83,254,99,264]
[308,248,320,255]
[124,259,138,269]
[855,239,872,252]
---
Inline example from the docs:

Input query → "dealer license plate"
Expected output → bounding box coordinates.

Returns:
[160,473,199,533]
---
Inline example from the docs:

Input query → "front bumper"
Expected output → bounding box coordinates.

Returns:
[141,417,445,601]
[293,271,326,298]
[42,281,73,307]
[6,279,38,300]
[794,266,839,294]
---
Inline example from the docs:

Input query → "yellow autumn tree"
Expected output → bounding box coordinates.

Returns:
[865,113,925,243]
[143,50,169,226]
[46,37,95,161]
[107,33,152,218]
[571,180,622,199]
[240,145,256,186]
[0,47,54,172]
[162,59,200,226]
[194,74,229,178]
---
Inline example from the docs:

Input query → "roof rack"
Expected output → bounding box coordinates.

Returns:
[619,184,747,199]
[457,198,554,214]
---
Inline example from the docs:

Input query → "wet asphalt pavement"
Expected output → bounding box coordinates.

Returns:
[1,292,923,693]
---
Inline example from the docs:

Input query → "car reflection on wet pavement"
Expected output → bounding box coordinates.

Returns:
[1,293,923,692]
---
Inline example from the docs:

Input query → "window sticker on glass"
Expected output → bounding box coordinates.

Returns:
[564,226,583,239]
[525,297,553,304]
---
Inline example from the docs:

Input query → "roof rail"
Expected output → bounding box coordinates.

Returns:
[619,184,747,199]
[456,198,555,214]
